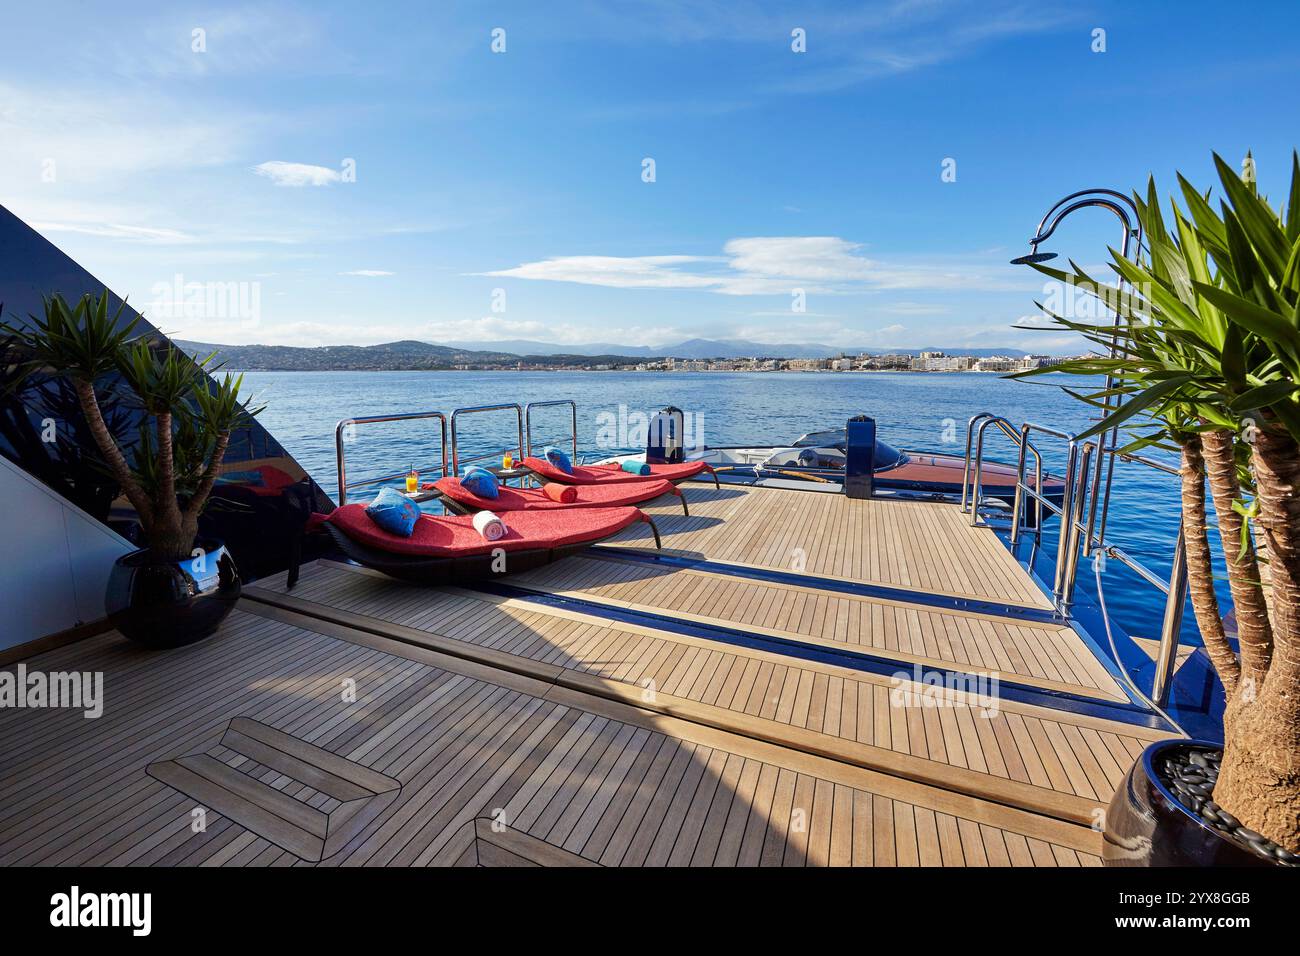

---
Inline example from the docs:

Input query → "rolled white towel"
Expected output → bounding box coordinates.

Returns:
[472,510,507,542]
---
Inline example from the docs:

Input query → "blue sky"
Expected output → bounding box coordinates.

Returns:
[2,0,1298,353]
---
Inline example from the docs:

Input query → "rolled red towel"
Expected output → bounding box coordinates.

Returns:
[542,483,578,503]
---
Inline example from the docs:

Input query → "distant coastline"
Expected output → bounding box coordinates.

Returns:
[179,339,1073,374]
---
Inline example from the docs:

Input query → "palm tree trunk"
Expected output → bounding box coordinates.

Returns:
[72,379,154,528]
[1214,423,1300,852]
[182,430,230,524]
[1180,435,1241,694]
[149,409,186,558]
[1200,429,1273,687]
[1253,523,1277,628]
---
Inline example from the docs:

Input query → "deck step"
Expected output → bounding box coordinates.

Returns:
[511,551,1129,703]
[147,717,400,862]
[455,818,601,866]
[240,598,1104,857]
[243,584,1160,830]
[589,546,1058,622]
[473,578,1132,706]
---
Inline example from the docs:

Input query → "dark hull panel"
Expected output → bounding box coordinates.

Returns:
[713,449,1066,506]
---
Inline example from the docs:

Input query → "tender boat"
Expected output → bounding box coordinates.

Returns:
[598,414,1067,512]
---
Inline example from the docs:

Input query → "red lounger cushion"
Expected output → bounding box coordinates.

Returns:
[327,503,641,556]
[435,476,674,511]
[523,457,709,485]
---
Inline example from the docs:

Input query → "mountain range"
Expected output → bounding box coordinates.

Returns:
[174,337,1035,371]
[174,339,649,371]
[444,337,1034,360]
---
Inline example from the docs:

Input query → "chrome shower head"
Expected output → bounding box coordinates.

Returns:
[1009,251,1058,265]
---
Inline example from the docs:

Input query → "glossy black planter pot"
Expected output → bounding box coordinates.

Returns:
[1102,739,1278,867]
[105,539,241,648]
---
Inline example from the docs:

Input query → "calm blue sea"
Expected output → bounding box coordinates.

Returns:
[240,369,1211,651]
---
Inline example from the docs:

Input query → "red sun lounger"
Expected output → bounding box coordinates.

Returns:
[318,503,659,584]
[433,476,690,516]
[522,457,719,489]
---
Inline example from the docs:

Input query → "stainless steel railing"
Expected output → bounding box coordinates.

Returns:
[964,413,1190,705]
[524,400,578,460]
[334,410,448,506]
[450,403,525,474]
[961,413,1045,532]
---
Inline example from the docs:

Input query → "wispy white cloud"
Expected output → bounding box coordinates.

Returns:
[339,269,395,277]
[0,82,247,185]
[119,7,335,78]
[425,315,694,349]
[765,3,1076,94]
[176,319,421,347]
[29,221,196,243]
[484,254,720,290]
[947,317,1084,353]
[563,1,1076,94]
[1013,313,1058,329]
[483,237,1023,296]
[253,161,343,187]
[876,302,951,316]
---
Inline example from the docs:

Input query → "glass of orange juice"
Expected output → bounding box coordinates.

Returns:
[405,469,418,493]
[503,453,514,470]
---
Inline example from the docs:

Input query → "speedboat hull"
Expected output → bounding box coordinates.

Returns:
[682,446,1066,511]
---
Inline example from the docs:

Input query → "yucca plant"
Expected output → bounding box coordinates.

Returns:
[0,291,263,560]
[1014,152,1300,852]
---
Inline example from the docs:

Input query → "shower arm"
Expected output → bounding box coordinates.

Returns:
[1024,189,1143,555]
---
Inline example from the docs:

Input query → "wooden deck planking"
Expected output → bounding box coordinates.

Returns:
[0,607,1100,866]
[602,485,1052,609]
[254,560,1166,813]
[510,553,1125,699]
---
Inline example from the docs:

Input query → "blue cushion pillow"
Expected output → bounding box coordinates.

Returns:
[365,486,420,537]
[216,469,266,486]
[460,468,499,499]
[620,459,651,476]
[544,445,573,475]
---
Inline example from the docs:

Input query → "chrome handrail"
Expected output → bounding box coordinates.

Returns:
[964,415,1044,531]
[334,410,448,506]
[960,412,997,511]
[1084,447,1188,704]
[967,412,1190,704]
[450,403,524,475]
[1152,525,1189,704]
[1012,421,1081,607]
[524,400,578,460]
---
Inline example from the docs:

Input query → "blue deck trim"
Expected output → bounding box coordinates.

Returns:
[588,545,1064,625]
[998,522,1221,741]
[992,526,1145,708]
[471,580,1174,732]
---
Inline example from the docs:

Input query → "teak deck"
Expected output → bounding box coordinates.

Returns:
[0,483,1174,866]
[597,484,1054,609]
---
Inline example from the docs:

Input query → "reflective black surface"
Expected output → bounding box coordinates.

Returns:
[105,539,241,648]
[0,204,332,582]
[1102,739,1274,867]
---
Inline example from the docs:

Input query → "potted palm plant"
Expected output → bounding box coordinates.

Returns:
[1,291,263,648]
[1014,153,1300,864]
